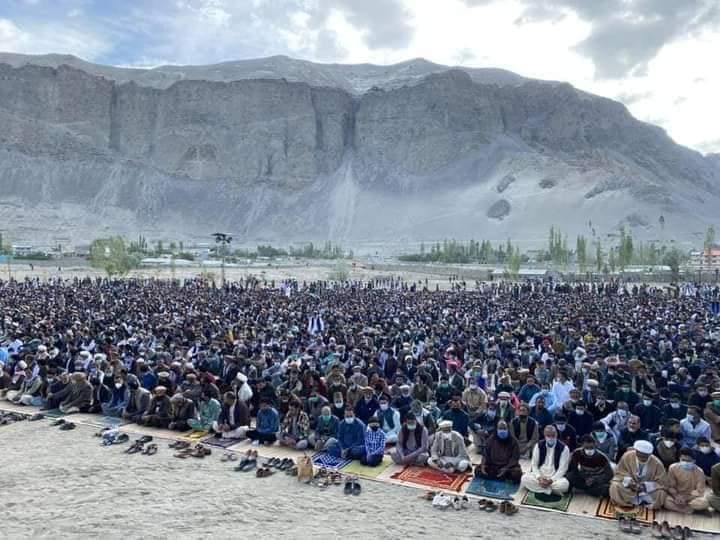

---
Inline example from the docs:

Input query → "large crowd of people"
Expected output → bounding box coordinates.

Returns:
[1,277,720,516]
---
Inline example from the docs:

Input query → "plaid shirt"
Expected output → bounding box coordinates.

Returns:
[364,428,386,456]
[282,410,310,438]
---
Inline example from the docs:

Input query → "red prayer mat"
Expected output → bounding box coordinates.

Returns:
[391,466,470,492]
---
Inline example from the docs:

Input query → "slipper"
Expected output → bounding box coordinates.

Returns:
[671,526,685,540]
[29,413,45,421]
[477,499,489,509]
[344,478,353,495]
[95,427,112,437]
[59,422,76,430]
[51,419,66,426]
[484,501,497,512]
[137,436,153,444]
[256,467,275,478]
[240,458,257,472]
[651,521,664,538]
[286,466,298,476]
[419,491,437,501]
[504,502,518,516]
[453,496,462,511]
[227,452,238,461]
[461,496,469,510]
[143,444,158,456]
[629,519,642,535]
[351,480,361,496]
[112,433,129,444]
[619,518,633,535]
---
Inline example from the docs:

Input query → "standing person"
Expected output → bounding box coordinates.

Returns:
[520,425,571,496]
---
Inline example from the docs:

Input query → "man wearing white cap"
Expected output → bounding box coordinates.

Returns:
[428,420,470,473]
[610,440,667,509]
[233,372,253,403]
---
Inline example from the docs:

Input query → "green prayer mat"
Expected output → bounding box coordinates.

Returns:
[521,490,572,512]
[341,456,392,478]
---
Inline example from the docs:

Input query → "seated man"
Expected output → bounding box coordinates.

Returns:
[470,402,498,455]
[362,416,387,466]
[610,440,666,509]
[122,375,151,423]
[553,413,577,451]
[141,386,172,427]
[309,405,339,452]
[567,435,613,497]
[391,414,429,466]
[520,425,571,495]
[42,371,70,410]
[213,391,251,439]
[680,406,712,448]
[428,420,471,473]
[168,393,197,431]
[707,462,720,512]
[187,391,221,432]
[592,421,618,463]
[440,395,471,440]
[354,387,379,425]
[53,372,92,414]
[278,401,310,450]
[476,420,522,484]
[101,375,128,417]
[511,404,539,459]
[694,437,720,478]
[332,408,366,460]
[617,415,649,457]
[246,397,279,445]
[705,391,720,443]
[87,376,113,414]
[376,394,401,444]
[664,448,710,514]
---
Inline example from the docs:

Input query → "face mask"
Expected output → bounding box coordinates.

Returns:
[345,417,354,424]
[643,399,652,407]
[714,400,720,407]
[680,461,695,471]
[380,404,389,411]
[700,446,712,454]
[321,414,331,421]
[546,437,557,447]
[115,383,123,389]
[407,423,417,430]
[470,384,478,390]
[662,440,675,448]
[670,402,680,409]
[595,432,607,442]
[575,409,584,415]
[47,377,55,383]
[497,429,509,439]
[440,383,449,388]
[617,410,628,418]
[334,401,343,408]
[584,449,596,456]
[370,425,379,431]
[621,388,630,394]
[698,391,708,397]
[486,411,496,419]
[556,423,566,431]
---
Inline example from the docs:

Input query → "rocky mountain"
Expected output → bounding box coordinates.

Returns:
[0,53,718,248]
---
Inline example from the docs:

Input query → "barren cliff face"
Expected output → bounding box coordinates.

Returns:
[0,55,717,246]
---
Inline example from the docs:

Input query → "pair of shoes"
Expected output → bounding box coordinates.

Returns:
[169,440,190,449]
[619,517,641,535]
[125,442,145,454]
[256,466,275,478]
[235,450,258,472]
[499,501,518,515]
[142,443,158,456]
[452,496,469,510]
[221,452,238,462]
[343,476,361,496]
[29,413,45,421]
[59,422,76,430]
[432,493,453,509]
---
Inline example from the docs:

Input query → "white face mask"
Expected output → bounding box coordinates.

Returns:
[545,438,557,447]
[699,446,712,454]
[670,402,680,409]
[334,401,343,407]
[380,404,389,411]
[556,423,566,431]
[643,399,652,407]
[114,383,123,389]
[583,449,596,456]
[662,440,675,448]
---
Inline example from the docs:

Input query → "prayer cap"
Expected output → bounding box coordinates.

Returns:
[633,440,653,454]
[438,420,453,429]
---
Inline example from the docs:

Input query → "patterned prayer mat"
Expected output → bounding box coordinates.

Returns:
[179,430,210,442]
[203,436,244,449]
[596,498,655,525]
[391,466,470,492]
[341,456,392,478]
[521,490,572,512]
[312,452,352,470]
[465,477,519,500]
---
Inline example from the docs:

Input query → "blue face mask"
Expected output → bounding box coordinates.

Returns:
[680,461,695,471]
[497,429,509,439]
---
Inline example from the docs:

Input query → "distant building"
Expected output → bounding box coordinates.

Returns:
[690,247,720,268]
[11,244,33,257]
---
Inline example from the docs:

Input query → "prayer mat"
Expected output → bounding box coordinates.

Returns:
[341,457,392,479]
[390,466,470,492]
[41,409,65,419]
[465,477,519,500]
[521,490,572,512]
[312,452,352,470]
[180,430,209,442]
[80,415,128,428]
[203,436,243,449]
[595,498,655,525]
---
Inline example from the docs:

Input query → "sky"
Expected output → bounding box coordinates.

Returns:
[1,0,719,154]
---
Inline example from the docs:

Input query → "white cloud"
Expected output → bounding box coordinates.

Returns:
[0,17,110,60]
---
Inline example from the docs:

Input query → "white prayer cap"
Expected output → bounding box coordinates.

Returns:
[236,372,248,383]
[633,440,653,454]
[438,420,453,430]
[586,379,599,387]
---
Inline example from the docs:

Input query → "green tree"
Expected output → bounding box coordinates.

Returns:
[576,235,587,272]
[595,242,603,272]
[663,247,682,281]
[89,237,138,277]
[608,247,617,273]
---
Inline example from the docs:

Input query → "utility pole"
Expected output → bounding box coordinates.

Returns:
[212,233,233,287]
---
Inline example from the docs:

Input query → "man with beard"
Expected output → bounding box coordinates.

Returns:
[476,419,522,484]
[567,435,613,497]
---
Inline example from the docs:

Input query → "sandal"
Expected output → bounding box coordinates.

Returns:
[453,496,462,511]
[477,499,489,509]
[420,491,437,501]
[504,502,518,516]
[137,436,153,444]
[619,518,633,535]
[125,442,144,454]
[51,419,66,426]
[344,477,353,495]
[143,444,158,456]
[351,479,361,496]
[484,501,497,512]
[59,422,76,430]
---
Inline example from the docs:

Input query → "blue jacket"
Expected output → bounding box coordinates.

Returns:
[354,398,379,424]
[256,407,280,434]
[337,418,366,449]
[441,408,470,437]
[140,371,157,391]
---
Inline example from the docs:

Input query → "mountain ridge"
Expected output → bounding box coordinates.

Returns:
[0,53,718,247]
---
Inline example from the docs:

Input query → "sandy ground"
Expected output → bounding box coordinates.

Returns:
[0,420,669,540]
[4,260,463,290]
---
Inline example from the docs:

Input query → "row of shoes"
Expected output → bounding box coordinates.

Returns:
[173,443,211,459]
[650,520,692,539]
[0,412,27,425]
[234,450,259,472]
